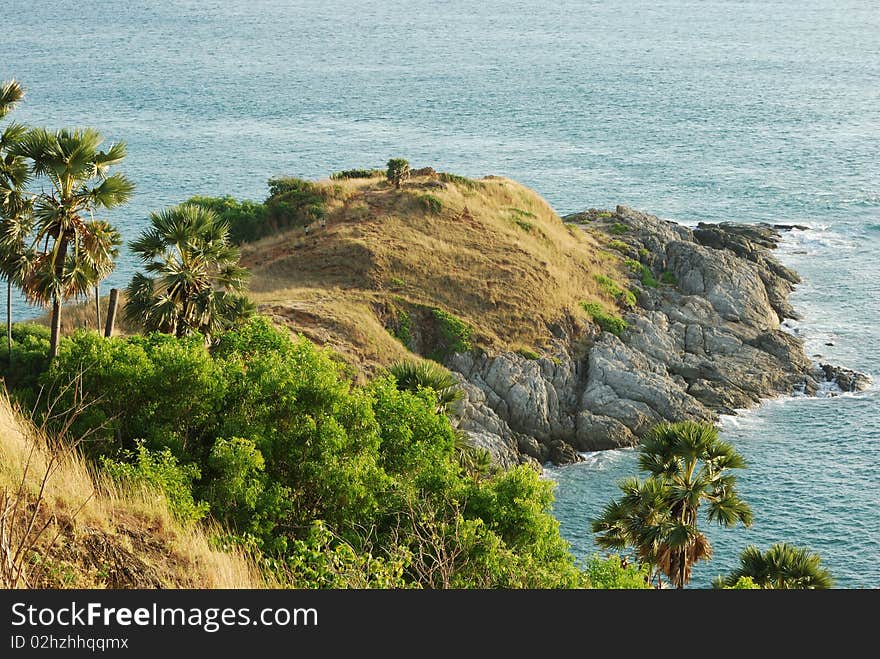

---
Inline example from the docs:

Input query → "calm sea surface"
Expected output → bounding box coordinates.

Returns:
[4,0,878,587]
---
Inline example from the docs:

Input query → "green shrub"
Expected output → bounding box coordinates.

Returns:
[580,301,628,336]
[386,158,410,188]
[186,195,268,245]
[101,443,208,525]
[438,172,481,190]
[623,259,658,288]
[608,239,629,253]
[585,554,652,589]
[330,168,383,180]
[265,177,329,233]
[516,347,541,360]
[594,274,637,307]
[638,247,650,259]
[390,309,412,347]
[0,323,52,393]
[418,193,443,214]
[597,210,614,219]
[609,222,629,235]
[430,308,473,360]
[661,271,678,286]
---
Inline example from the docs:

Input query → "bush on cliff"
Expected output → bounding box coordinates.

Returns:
[7,316,595,588]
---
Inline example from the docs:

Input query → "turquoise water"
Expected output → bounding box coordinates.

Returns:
[4,0,878,587]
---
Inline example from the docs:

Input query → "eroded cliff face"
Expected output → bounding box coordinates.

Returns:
[450,206,871,468]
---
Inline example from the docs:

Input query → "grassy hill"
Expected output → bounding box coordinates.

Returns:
[237,170,623,371]
[0,392,261,589]
[29,169,630,374]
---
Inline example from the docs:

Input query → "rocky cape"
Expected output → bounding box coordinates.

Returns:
[450,205,871,468]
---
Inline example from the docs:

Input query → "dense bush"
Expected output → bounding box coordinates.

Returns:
[186,195,268,245]
[430,308,473,360]
[7,316,596,588]
[0,323,51,394]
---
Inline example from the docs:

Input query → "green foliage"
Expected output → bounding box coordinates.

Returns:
[516,347,540,360]
[638,247,650,259]
[187,195,269,245]
[389,308,412,346]
[623,259,658,288]
[9,315,592,589]
[438,172,481,190]
[45,330,227,459]
[592,421,752,589]
[715,543,834,589]
[585,554,652,589]
[125,203,252,339]
[715,575,761,589]
[597,211,614,219]
[276,522,408,588]
[430,308,473,360]
[608,239,630,253]
[661,271,678,286]
[101,443,208,525]
[330,168,383,180]
[265,176,328,232]
[418,193,443,214]
[387,359,463,414]
[0,323,51,392]
[580,301,627,336]
[594,274,637,308]
[609,222,629,235]
[388,277,406,289]
[386,158,410,188]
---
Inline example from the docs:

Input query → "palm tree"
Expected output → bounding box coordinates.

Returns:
[0,80,33,357]
[12,127,131,358]
[124,203,251,339]
[714,543,834,589]
[387,359,464,414]
[592,420,753,588]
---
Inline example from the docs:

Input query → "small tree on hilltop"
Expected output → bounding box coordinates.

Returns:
[386,158,410,189]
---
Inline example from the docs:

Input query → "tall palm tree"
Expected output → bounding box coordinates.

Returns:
[714,543,834,589]
[12,127,131,358]
[592,420,753,588]
[124,203,250,340]
[0,80,33,356]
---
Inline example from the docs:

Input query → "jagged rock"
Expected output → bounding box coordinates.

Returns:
[547,440,583,466]
[819,364,873,392]
[451,208,870,468]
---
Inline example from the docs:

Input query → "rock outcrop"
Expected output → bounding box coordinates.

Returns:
[450,205,871,467]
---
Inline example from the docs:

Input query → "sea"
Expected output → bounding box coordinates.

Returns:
[3,0,878,588]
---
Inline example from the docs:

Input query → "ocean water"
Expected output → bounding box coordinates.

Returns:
[3,0,878,587]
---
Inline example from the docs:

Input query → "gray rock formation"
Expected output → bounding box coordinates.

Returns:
[450,205,872,467]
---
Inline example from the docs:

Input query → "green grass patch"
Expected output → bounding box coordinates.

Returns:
[660,271,678,286]
[580,302,628,337]
[608,239,630,253]
[438,172,482,190]
[594,274,637,307]
[623,259,658,288]
[418,193,443,214]
[515,347,541,360]
[609,222,629,235]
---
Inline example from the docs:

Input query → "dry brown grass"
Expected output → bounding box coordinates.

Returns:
[243,172,625,371]
[0,389,262,589]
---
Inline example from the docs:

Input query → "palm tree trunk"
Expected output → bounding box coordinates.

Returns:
[95,285,100,329]
[49,296,62,359]
[6,280,11,363]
